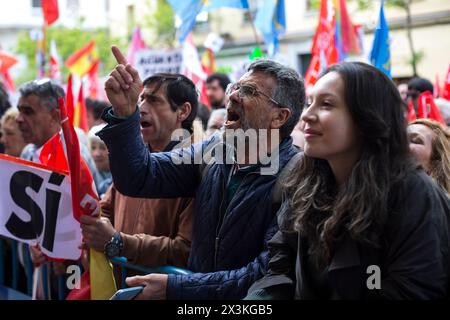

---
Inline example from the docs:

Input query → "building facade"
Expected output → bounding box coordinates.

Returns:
[0,0,110,77]
[2,0,449,84]
[191,0,450,82]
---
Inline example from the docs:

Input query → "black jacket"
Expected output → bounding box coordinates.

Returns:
[97,107,298,299]
[247,170,450,300]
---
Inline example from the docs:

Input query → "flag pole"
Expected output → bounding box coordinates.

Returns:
[246,6,263,49]
[43,24,47,77]
[39,11,47,79]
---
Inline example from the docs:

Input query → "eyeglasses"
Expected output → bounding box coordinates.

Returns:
[226,82,281,107]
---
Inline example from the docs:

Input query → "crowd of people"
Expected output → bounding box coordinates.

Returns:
[0,45,449,300]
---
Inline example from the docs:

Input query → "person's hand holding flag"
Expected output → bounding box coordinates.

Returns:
[80,215,117,252]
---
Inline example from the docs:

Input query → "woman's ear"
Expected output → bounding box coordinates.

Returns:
[271,107,292,130]
[177,102,192,123]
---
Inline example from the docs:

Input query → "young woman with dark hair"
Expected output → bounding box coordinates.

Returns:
[246,62,450,300]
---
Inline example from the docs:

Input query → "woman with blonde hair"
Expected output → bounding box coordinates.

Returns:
[408,119,450,193]
[0,108,27,157]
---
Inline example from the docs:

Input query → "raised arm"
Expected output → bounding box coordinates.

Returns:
[98,46,204,198]
[105,46,143,118]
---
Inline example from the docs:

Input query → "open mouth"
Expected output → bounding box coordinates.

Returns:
[225,109,241,128]
[140,121,152,129]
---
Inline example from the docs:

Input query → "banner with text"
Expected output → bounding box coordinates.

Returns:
[135,48,183,79]
[0,154,82,260]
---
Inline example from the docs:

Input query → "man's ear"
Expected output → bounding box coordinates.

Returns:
[270,107,291,130]
[177,102,192,123]
[50,107,61,125]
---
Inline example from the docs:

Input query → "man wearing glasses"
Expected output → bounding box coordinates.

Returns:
[97,46,305,300]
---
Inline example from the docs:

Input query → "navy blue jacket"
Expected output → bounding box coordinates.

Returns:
[97,107,298,299]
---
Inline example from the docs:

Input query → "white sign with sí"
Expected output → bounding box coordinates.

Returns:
[0,155,82,260]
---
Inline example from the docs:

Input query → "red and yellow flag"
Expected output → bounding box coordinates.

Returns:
[201,48,216,75]
[74,85,89,133]
[42,97,116,300]
[65,41,99,78]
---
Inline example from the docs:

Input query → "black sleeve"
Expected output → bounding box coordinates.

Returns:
[245,201,298,300]
[369,172,450,300]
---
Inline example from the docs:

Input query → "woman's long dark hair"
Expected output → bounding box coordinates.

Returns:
[284,62,415,266]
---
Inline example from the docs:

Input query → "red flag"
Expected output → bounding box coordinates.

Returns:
[304,54,321,95]
[42,0,59,26]
[66,74,75,123]
[41,97,114,300]
[0,50,18,73]
[310,0,337,58]
[407,100,417,123]
[1,70,16,92]
[339,0,361,55]
[66,270,91,300]
[443,64,450,101]
[434,74,441,98]
[74,85,89,132]
[87,60,100,99]
[39,132,68,172]
[199,77,210,108]
[59,98,99,221]
[417,91,446,125]
[304,0,338,93]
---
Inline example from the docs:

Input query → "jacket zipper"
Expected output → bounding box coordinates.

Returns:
[214,176,227,271]
[213,171,257,270]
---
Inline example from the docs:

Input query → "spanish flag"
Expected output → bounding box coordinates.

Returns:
[201,48,215,75]
[65,41,99,77]
[74,84,89,133]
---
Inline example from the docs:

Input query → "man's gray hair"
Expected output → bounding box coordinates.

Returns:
[247,59,305,138]
[19,79,66,110]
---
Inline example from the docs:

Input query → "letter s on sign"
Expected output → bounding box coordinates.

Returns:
[6,171,44,239]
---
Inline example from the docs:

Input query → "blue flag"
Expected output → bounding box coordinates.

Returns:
[168,0,203,43]
[168,0,249,43]
[370,1,391,78]
[254,0,286,57]
[204,0,249,11]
